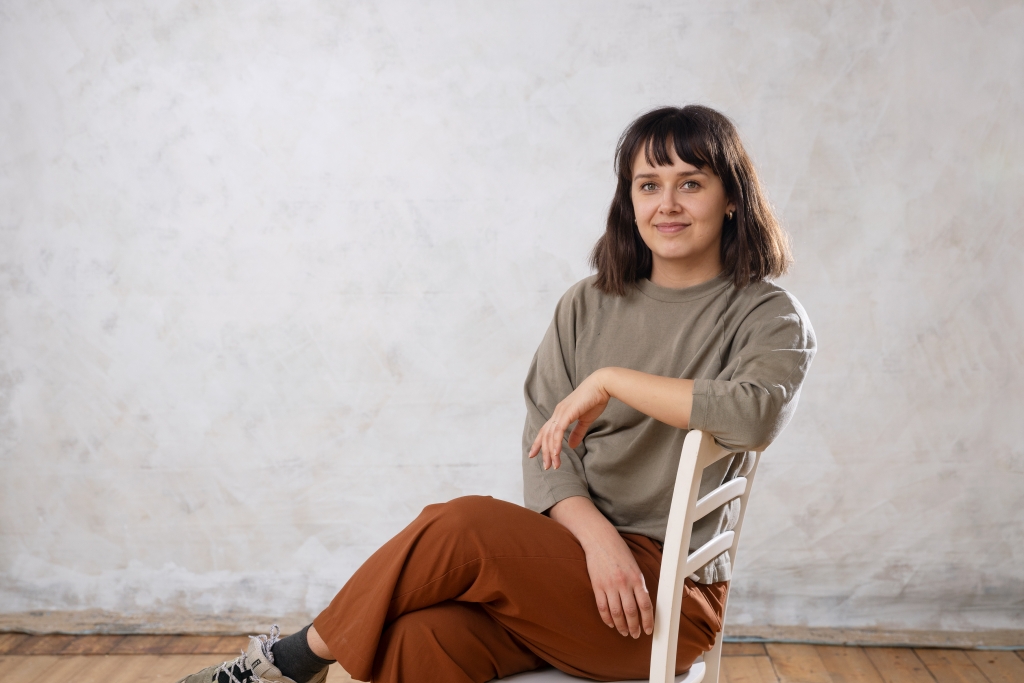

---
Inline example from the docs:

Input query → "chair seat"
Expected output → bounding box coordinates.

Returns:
[500,660,705,682]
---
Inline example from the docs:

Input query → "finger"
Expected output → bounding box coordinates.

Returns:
[528,434,541,459]
[635,583,654,636]
[544,418,564,468]
[549,419,567,469]
[593,591,614,629]
[605,592,630,637]
[540,423,555,470]
[620,589,642,639]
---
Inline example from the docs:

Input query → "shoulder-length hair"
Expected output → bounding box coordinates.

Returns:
[590,105,791,294]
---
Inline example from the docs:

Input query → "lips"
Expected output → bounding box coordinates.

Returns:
[654,222,689,233]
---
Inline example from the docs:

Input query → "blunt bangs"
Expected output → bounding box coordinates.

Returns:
[617,108,728,188]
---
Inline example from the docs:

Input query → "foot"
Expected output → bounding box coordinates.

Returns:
[175,626,328,683]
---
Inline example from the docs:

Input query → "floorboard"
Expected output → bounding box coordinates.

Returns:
[816,645,885,683]
[765,643,833,682]
[70,654,127,683]
[722,654,781,683]
[2,655,64,683]
[10,634,77,655]
[914,649,989,683]
[726,643,770,656]
[965,649,1024,683]
[0,633,31,655]
[863,648,936,683]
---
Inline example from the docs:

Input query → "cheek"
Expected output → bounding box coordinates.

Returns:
[693,198,726,225]
[632,195,656,220]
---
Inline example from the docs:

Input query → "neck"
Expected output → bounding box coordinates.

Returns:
[649,258,723,289]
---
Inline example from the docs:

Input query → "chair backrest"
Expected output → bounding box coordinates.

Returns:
[648,430,761,683]
[499,430,762,683]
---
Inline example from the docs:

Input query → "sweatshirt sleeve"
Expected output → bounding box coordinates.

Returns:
[689,288,816,452]
[521,287,591,513]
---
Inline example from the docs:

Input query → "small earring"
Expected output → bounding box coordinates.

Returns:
[727,211,734,220]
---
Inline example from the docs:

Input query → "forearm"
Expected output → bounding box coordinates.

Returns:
[528,366,695,471]
[599,367,694,430]
[549,495,655,638]
[548,495,622,551]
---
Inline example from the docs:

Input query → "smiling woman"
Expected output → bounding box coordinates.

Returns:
[175,106,815,683]
[591,105,791,294]
[632,154,735,288]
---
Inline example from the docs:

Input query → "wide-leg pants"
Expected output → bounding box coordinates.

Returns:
[313,496,727,683]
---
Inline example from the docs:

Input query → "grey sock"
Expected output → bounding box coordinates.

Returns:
[270,624,333,683]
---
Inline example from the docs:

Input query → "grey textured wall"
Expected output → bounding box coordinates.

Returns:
[2,0,1022,634]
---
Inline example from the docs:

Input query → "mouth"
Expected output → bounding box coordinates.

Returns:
[653,222,689,234]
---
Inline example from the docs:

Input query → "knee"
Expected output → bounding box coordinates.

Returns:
[425,495,501,532]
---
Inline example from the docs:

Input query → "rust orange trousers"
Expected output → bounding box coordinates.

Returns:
[312,496,727,683]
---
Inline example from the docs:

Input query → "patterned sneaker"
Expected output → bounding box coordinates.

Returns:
[175,625,328,683]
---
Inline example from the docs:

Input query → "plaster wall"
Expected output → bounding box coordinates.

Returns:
[2,0,1022,633]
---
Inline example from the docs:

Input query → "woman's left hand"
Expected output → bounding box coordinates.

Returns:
[528,369,611,470]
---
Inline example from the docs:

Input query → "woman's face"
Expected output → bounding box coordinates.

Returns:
[630,142,735,288]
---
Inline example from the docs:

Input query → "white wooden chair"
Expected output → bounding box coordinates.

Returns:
[503,430,761,683]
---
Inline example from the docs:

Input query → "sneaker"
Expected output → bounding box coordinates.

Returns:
[175,625,328,683]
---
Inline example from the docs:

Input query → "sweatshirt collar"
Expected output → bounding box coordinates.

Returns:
[636,274,732,303]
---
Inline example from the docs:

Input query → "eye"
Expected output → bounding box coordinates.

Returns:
[681,180,700,190]
[639,182,658,192]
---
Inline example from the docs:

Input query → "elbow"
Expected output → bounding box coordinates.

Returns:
[717,420,778,453]
[729,421,774,454]
[711,397,795,453]
[691,381,801,453]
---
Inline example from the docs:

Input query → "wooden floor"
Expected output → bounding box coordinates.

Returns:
[1,632,1022,682]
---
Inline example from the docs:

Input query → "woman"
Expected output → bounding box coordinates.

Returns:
[179,105,815,683]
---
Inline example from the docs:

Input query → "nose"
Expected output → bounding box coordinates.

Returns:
[659,187,681,214]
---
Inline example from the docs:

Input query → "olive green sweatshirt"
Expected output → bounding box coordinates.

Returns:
[521,274,815,584]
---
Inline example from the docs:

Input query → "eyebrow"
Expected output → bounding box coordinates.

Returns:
[633,169,708,180]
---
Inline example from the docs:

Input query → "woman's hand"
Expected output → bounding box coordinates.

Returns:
[583,525,655,638]
[529,367,696,470]
[528,370,611,470]
[549,496,654,638]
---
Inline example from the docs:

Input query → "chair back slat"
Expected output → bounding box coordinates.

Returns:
[684,531,734,577]
[693,477,747,523]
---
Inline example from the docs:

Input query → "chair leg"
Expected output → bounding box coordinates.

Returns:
[702,634,723,683]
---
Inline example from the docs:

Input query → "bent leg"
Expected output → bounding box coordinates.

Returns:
[373,602,544,683]
[313,496,724,682]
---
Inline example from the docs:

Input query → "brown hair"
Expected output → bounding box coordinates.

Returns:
[590,105,791,294]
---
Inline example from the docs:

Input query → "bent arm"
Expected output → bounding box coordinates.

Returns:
[531,294,815,468]
[550,495,654,638]
[601,367,694,430]
[529,367,695,470]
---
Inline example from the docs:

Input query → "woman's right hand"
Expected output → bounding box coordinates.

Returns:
[583,526,655,638]
[548,496,654,638]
